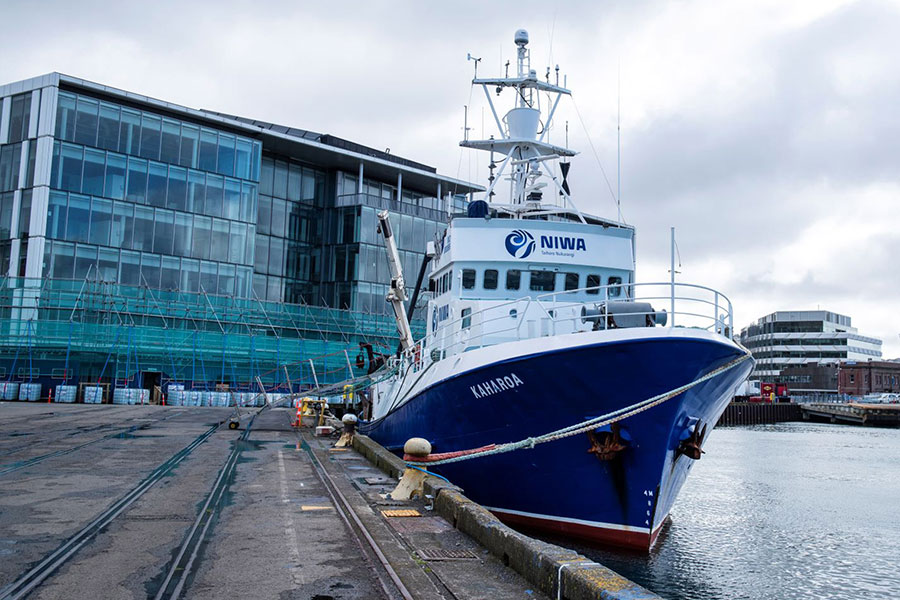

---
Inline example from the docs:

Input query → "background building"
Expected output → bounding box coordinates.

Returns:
[740,310,882,386]
[0,73,480,397]
[838,360,900,396]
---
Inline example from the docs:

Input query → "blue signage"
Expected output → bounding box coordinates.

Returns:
[505,229,536,258]
[505,229,587,259]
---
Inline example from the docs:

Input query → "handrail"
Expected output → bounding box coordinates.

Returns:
[422,281,736,363]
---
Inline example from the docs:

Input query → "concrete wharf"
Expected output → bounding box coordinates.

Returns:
[0,402,658,600]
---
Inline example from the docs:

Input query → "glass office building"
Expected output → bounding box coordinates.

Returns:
[0,73,480,397]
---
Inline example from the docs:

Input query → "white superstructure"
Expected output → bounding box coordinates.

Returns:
[368,30,736,422]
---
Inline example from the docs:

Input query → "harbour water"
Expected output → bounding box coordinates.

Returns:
[546,423,900,599]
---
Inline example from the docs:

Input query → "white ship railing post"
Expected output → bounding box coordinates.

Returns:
[603,286,609,330]
[670,227,676,327]
[714,291,720,334]
[728,297,734,338]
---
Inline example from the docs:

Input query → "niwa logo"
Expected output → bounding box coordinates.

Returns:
[504,229,536,259]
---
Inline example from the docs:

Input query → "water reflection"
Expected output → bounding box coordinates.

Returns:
[540,423,900,599]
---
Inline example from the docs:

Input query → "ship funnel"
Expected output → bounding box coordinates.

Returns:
[505,107,540,139]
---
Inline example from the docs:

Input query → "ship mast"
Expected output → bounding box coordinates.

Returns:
[462,29,585,223]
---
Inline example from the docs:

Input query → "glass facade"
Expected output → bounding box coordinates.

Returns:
[254,156,325,303]
[331,171,448,314]
[45,90,261,296]
[0,74,477,393]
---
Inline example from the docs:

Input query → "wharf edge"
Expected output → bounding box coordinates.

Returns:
[352,433,661,600]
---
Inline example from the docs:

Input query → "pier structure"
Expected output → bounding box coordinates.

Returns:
[800,402,900,427]
[716,401,802,426]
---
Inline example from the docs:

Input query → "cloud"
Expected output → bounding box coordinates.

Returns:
[1,0,897,356]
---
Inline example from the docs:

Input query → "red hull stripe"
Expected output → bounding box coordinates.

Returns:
[488,507,664,551]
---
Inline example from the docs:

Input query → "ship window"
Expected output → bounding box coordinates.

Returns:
[529,271,555,292]
[484,269,498,290]
[462,269,476,289]
[586,274,601,295]
[461,307,472,329]
[506,269,521,290]
[608,276,623,298]
[564,272,579,291]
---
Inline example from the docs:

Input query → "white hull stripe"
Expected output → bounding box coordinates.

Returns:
[484,506,652,534]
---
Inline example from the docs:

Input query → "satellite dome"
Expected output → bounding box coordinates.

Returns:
[514,29,529,46]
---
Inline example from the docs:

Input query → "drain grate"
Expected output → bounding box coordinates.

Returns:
[416,548,479,561]
[388,517,453,534]
[381,509,422,518]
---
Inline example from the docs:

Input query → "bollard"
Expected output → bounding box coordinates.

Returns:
[335,413,358,447]
[48,388,53,404]
[389,438,432,501]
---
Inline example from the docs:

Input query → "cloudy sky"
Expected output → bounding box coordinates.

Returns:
[2,0,898,357]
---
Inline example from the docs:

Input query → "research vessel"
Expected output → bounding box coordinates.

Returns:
[360,30,753,550]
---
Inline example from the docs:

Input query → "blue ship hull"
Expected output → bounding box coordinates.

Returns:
[361,333,752,550]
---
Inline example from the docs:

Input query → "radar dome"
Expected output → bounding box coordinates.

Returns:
[514,29,529,46]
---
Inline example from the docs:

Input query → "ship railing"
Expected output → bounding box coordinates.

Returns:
[536,281,734,337]
[422,281,734,362]
[420,297,536,360]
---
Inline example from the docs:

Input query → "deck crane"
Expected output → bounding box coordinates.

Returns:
[376,210,414,353]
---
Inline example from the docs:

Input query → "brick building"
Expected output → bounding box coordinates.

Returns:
[838,361,900,396]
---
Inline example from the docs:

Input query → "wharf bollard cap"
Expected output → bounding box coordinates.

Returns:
[342,413,358,424]
[404,437,432,457]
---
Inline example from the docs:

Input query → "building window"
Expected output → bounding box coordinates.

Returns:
[484,269,498,290]
[586,274,601,295]
[565,272,579,291]
[7,92,32,144]
[529,271,555,292]
[506,269,521,290]
[462,269,476,290]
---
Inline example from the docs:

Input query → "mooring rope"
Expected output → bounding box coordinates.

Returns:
[404,352,752,466]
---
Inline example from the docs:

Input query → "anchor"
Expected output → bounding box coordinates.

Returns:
[586,423,630,461]
[677,421,707,460]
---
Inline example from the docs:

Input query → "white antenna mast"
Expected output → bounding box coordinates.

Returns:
[617,61,622,222]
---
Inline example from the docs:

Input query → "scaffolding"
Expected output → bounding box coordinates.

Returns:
[0,276,418,395]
